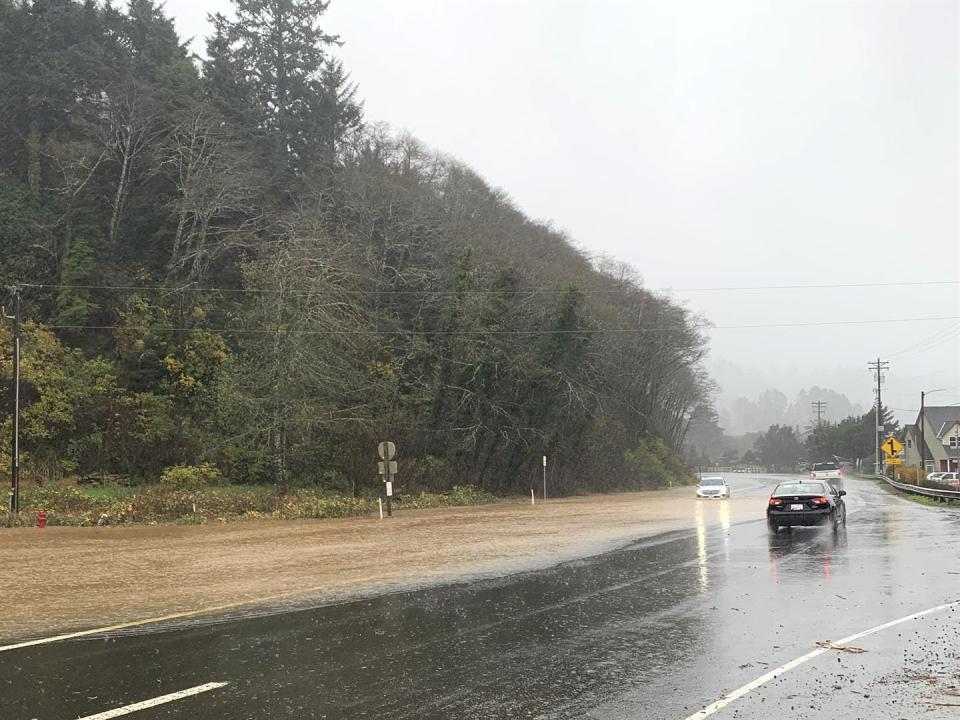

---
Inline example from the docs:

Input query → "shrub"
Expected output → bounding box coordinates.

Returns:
[403,455,455,492]
[624,437,695,488]
[9,478,497,527]
[315,469,352,494]
[159,463,221,489]
[892,465,923,484]
[24,484,94,513]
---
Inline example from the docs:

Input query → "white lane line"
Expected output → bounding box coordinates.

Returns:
[77,681,228,719]
[681,599,960,720]
[0,581,336,653]
[0,609,235,653]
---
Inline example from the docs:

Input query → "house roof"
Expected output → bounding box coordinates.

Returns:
[903,420,949,461]
[920,407,960,439]
[936,420,960,438]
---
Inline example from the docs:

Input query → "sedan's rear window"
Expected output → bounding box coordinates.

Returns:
[812,463,838,471]
[774,482,826,495]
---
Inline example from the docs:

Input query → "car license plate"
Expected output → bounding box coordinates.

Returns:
[790,503,804,511]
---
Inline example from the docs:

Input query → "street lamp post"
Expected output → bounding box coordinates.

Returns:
[919,388,946,482]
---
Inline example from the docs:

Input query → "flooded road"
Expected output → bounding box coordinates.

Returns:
[3,474,959,719]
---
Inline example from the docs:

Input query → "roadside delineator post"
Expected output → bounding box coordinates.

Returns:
[542,455,547,501]
[36,510,46,529]
[377,441,397,518]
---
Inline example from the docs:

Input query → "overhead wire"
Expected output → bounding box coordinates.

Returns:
[14,279,960,297]
[42,315,960,336]
[885,321,960,358]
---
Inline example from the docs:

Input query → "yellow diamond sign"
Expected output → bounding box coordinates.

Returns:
[883,436,904,456]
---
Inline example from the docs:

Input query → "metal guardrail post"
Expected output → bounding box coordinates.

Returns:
[872,473,960,501]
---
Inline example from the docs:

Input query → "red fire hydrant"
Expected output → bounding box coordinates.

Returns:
[36,510,47,529]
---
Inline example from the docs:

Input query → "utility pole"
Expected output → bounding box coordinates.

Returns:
[868,358,889,475]
[920,388,946,480]
[5,288,21,515]
[811,400,827,428]
[920,390,926,477]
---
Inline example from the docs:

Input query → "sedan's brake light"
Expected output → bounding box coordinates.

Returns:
[810,496,830,505]
[768,498,784,507]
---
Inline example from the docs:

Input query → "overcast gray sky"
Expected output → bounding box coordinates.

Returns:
[165,0,960,424]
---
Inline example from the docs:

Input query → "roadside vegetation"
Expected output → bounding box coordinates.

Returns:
[1,480,496,527]
[0,0,703,506]
[899,493,955,508]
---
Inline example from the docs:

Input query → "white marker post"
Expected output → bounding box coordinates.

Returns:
[378,498,383,520]
[531,488,535,505]
[542,455,547,500]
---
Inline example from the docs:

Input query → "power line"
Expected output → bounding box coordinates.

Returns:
[40,315,960,336]
[886,321,960,358]
[18,279,960,297]
[664,280,960,292]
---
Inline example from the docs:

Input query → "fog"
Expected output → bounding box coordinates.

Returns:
[165,0,960,427]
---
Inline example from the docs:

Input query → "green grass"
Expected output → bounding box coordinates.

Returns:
[78,485,136,499]
[902,493,955,508]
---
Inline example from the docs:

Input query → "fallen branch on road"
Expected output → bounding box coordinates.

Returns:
[815,640,867,653]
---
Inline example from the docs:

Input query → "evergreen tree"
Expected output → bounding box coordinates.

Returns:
[209,0,358,175]
[316,58,363,163]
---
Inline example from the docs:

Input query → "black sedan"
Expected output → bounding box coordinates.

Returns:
[767,481,846,534]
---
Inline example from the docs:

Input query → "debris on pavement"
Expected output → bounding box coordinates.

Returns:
[816,640,867,653]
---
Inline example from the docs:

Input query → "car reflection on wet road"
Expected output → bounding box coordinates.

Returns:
[2,474,959,719]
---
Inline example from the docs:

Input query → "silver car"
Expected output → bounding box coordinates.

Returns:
[696,475,729,499]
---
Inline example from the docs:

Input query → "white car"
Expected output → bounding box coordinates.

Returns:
[926,472,946,483]
[696,475,729,499]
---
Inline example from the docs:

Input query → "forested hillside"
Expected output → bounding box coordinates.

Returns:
[0,0,710,495]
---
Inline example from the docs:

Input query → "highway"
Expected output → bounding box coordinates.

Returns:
[3,474,959,719]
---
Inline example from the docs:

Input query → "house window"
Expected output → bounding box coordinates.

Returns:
[950,436,959,448]
[907,439,912,448]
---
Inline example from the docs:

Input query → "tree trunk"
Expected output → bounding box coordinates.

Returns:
[109,134,133,248]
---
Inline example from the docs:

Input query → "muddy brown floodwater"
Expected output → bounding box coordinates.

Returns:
[0,485,766,641]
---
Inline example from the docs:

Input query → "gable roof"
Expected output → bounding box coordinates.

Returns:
[937,420,960,437]
[920,406,960,439]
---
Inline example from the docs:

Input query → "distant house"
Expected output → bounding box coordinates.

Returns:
[902,406,960,473]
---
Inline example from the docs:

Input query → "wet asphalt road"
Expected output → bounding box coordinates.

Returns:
[3,474,960,720]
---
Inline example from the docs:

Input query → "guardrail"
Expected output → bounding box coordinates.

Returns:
[872,474,960,501]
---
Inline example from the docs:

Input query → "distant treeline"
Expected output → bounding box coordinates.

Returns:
[0,0,709,494]
[685,404,898,471]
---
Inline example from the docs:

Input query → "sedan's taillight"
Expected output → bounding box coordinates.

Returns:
[810,496,830,505]
[769,498,784,507]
